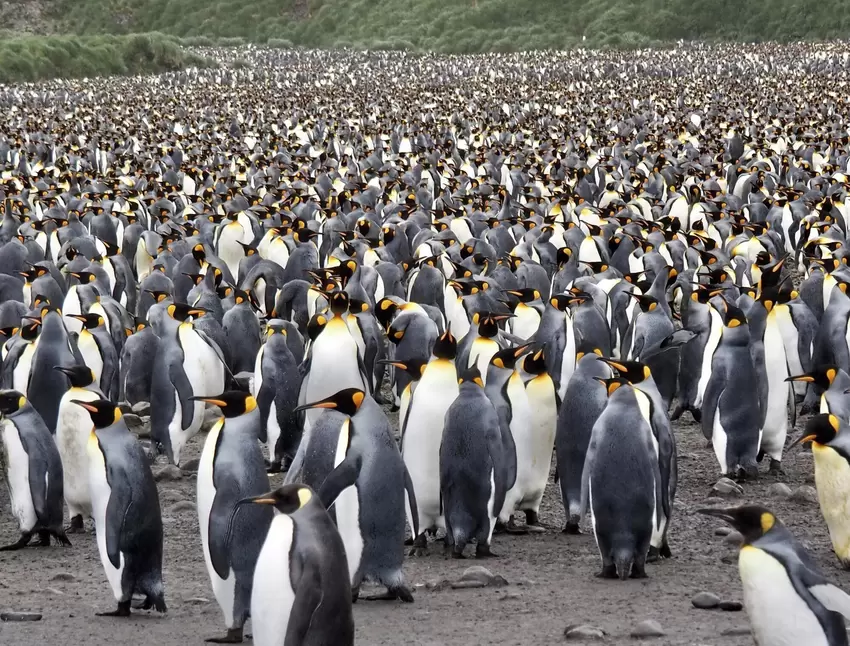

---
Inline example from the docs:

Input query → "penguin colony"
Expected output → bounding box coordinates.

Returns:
[5,41,850,644]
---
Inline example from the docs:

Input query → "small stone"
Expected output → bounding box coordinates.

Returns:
[170,501,196,513]
[426,579,451,591]
[768,483,793,499]
[714,527,732,536]
[564,624,605,640]
[630,619,665,639]
[47,587,64,595]
[712,478,744,496]
[118,401,133,414]
[1,611,42,622]
[50,572,76,582]
[515,578,536,586]
[723,531,744,546]
[791,485,818,504]
[704,497,726,505]
[185,597,209,605]
[181,458,201,473]
[721,626,751,636]
[154,465,184,482]
[131,401,151,416]
[499,591,520,600]
[459,565,507,587]
[691,592,721,609]
[450,580,487,589]
[721,554,737,565]
[719,601,743,611]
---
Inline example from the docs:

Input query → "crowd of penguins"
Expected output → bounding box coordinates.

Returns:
[7,42,850,645]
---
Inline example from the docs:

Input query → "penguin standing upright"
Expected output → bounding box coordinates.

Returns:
[700,505,850,646]
[440,367,506,558]
[68,313,119,400]
[298,388,418,602]
[245,485,354,646]
[0,390,70,550]
[790,415,850,569]
[80,399,166,616]
[54,365,104,533]
[582,379,660,580]
[195,392,273,643]
[26,305,76,433]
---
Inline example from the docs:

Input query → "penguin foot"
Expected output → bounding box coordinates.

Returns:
[265,460,282,474]
[476,544,498,558]
[97,601,132,617]
[351,586,360,604]
[660,544,672,559]
[768,459,785,476]
[65,516,86,534]
[595,564,618,579]
[690,408,701,423]
[630,564,648,579]
[669,402,685,421]
[646,547,660,563]
[362,586,414,603]
[408,534,429,556]
[33,531,52,547]
[205,628,243,643]
[502,518,529,535]
[451,547,467,559]
[408,546,429,557]
[0,532,32,551]
[562,522,582,535]
[403,537,414,546]
[524,510,546,532]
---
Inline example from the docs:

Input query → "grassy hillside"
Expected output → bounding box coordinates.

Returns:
[0,32,209,84]
[37,0,850,51]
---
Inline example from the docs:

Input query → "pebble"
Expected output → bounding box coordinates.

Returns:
[170,501,196,513]
[791,485,818,504]
[46,587,64,595]
[767,483,793,499]
[704,497,726,505]
[459,566,508,587]
[131,401,151,416]
[499,591,520,601]
[721,626,751,636]
[564,624,605,640]
[691,592,721,609]
[154,465,183,482]
[202,408,222,431]
[450,580,487,589]
[50,572,76,582]
[180,458,201,473]
[714,527,732,536]
[1,611,43,622]
[118,402,133,415]
[712,478,744,496]
[185,597,210,605]
[723,531,744,546]
[426,579,451,592]
[630,619,665,638]
[719,601,743,611]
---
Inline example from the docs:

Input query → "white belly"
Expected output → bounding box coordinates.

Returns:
[63,288,83,335]
[522,375,558,510]
[12,343,36,395]
[266,401,281,461]
[761,317,789,459]
[775,306,804,395]
[88,435,125,600]
[252,346,265,398]
[558,315,576,401]
[444,292,470,341]
[739,546,830,646]
[500,373,533,520]
[1,419,37,532]
[252,514,295,646]
[56,389,98,518]
[813,444,850,564]
[198,420,236,628]
[713,414,729,475]
[218,224,246,280]
[509,305,540,340]
[333,419,363,584]
[468,338,499,386]
[79,332,104,385]
[304,320,364,429]
[695,311,722,409]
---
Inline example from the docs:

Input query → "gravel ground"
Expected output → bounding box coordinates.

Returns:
[0,412,843,645]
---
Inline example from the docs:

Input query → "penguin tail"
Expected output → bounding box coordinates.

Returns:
[614,551,633,581]
[147,593,167,614]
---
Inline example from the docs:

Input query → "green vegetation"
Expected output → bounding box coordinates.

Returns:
[0,32,209,84]
[37,0,850,52]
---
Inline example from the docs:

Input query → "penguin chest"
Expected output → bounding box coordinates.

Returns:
[1,419,37,532]
[308,319,364,402]
[510,304,541,340]
[812,445,850,563]
[12,343,36,395]
[217,222,246,277]
[695,311,722,408]
[79,333,104,383]
[738,547,829,646]
[56,390,98,515]
[179,325,224,400]
[523,375,558,503]
[558,315,577,399]
[333,419,363,583]
[761,315,789,439]
[469,337,499,385]
[87,435,125,600]
[62,288,83,335]
[251,514,296,646]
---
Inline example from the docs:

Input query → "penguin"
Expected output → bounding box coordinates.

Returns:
[252,320,303,472]
[26,305,77,433]
[700,505,850,646]
[582,379,659,580]
[787,366,850,422]
[195,391,273,643]
[440,366,506,558]
[0,390,70,550]
[298,388,418,602]
[119,319,158,406]
[790,415,850,569]
[556,350,611,533]
[222,289,262,375]
[68,313,119,400]
[54,365,104,533]
[79,398,166,617]
[242,485,354,646]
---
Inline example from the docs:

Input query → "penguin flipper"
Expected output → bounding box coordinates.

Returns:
[402,464,419,538]
[104,470,132,569]
[810,583,850,619]
[283,557,323,646]
[18,433,50,522]
[168,362,194,431]
[208,487,236,580]
[487,434,507,521]
[579,431,599,519]
[318,454,362,509]
[700,378,723,442]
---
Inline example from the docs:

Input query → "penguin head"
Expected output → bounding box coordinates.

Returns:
[70,271,97,284]
[629,292,660,313]
[71,399,121,429]
[69,313,105,330]
[54,365,96,388]
[698,505,780,545]
[593,376,631,396]
[190,391,257,418]
[0,390,27,416]
[722,304,747,328]
[473,312,509,338]
[328,290,350,316]
[522,348,547,375]
[503,287,540,304]
[490,343,532,371]
[790,414,840,449]
[241,484,315,515]
[375,298,400,329]
[167,303,208,322]
[144,289,170,303]
[458,365,485,388]
[599,358,651,384]
[432,327,457,360]
[378,358,427,381]
[295,388,365,417]
[785,365,839,390]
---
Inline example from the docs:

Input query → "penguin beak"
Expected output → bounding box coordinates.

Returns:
[512,343,534,357]
[190,396,227,407]
[377,360,408,370]
[785,374,814,383]
[599,358,628,372]
[239,494,277,506]
[68,315,88,322]
[22,316,42,325]
[188,308,208,317]
[696,507,738,524]
[789,434,818,450]
[70,400,98,413]
[294,398,337,412]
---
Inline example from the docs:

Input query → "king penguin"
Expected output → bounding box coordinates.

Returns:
[80,398,166,616]
[0,390,70,550]
[700,505,850,646]
[243,485,354,646]
[195,391,273,643]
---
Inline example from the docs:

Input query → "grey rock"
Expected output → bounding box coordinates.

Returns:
[1,612,42,622]
[118,401,133,415]
[768,483,793,499]
[719,601,743,611]
[723,531,744,546]
[170,501,196,513]
[712,478,744,496]
[154,465,183,482]
[185,597,209,605]
[630,620,665,639]
[46,587,64,595]
[50,572,76,582]
[131,401,151,416]
[721,626,751,636]
[426,579,451,592]
[181,457,201,473]
[459,566,508,587]
[123,413,144,431]
[714,526,732,536]
[450,580,487,589]
[791,485,818,504]
[201,407,221,432]
[691,592,721,609]
[499,591,520,601]
[704,497,726,505]
[564,624,605,640]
